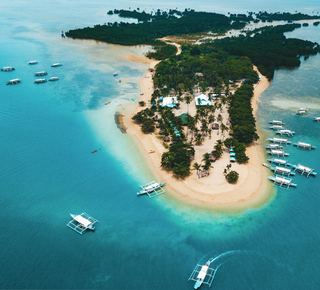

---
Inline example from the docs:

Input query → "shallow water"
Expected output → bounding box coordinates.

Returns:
[1,1,320,289]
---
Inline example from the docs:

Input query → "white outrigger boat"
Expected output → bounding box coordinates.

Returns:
[188,259,216,289]
[137,181,166,198]
[266,137,291,145]
[292,164,317,177]
[6,78,21,85]
[34,78,47,84]
[266,158,293,167]
[1,66,15,71]
[28,60,38,65]
[275,129,295,136]
[268,175,297,189]
[265,144,283,150]
[293,142,316,150]
[51,63,62,67]
[296,108,308,115]
[313,117,320,122]
[267,150,289,157]
[34,71,47,76]
[268,125,283,130]
[48,76,59,81]
[268,120,284,125]
[67,212,99,235]
[263,163,295,176]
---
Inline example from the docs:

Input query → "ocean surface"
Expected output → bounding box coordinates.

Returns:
[1,1,320,289]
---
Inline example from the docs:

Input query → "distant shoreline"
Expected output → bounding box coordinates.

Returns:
[123,53,275,211]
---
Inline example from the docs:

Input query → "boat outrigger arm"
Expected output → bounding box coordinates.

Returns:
[67,212,99,235]
[188,258,217,289]
[137,181,166,198]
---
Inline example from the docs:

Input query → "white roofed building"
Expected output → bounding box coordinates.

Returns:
[161,96,178,108]
[195,94,211,106]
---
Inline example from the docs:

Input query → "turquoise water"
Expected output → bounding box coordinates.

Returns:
[1,1,320,289]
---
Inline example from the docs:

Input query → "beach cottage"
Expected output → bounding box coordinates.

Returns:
[161,97,178,108]
[195,94,211,106]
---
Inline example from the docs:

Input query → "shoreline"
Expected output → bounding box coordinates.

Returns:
[123,56,274,211]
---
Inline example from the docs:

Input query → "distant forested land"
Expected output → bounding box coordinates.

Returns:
[65,9,250,45]
[66,9,320,46]
[213,24,320,80]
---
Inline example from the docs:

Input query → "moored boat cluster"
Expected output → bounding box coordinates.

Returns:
[264,119,317,189]
[1,61,61,85]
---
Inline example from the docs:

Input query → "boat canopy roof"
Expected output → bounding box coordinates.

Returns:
[274,158,286,164]
[276,166,290,172]
[296,165,312,172]
[298,142,310,147]
[74,215,92,227]
[271,150,283,154]
[197,265,209,279]
[274,138,287,142]
[275,176,291,184]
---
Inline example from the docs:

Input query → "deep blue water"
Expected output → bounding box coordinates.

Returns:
[1,1,320,289]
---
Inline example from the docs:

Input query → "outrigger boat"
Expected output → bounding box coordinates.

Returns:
[188,259,216,289]
[113,72,118,76]
[267,150,289,157]
[268,175,297,188]
[67,212,99,235]
[51,63,62,67]
[313,117,320,122]
[194,262,210,289]
[291,164,317,177]
[263,163,295,176]
[268,120,284,125]
[293,142,316,150]
[266,137,291,145]
[266,158,293,167]
[265,144,283,150]
[28,60,38,65]
[34,78,47,84]
[275,129,295,136]
[1,66,15,71]
[6,78,21,85]
[48,77,59,81]
[296,108,308,115]
[137,181,166,198]
[34,71,47,76]
[268,125,283,130]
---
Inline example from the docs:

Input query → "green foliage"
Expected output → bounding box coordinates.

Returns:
[153,49,256,95]
[146,43,178,60]
[224,137,238,148]
[66,10,248,46]
[215,24,320,80]
[139,101,145,106]
[228,84,259,144]
[161,141,193,179]
[132,108,154,124]
[225,170,239,183]
[235,152,249,163]
[190,46,200,56]
[141,119,155,133]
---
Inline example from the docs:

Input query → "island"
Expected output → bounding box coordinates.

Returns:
[66,9,320,209]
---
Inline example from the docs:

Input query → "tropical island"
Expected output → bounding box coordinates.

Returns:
[66,10,320,209]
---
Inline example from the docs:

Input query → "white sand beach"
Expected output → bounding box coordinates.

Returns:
[123,54,274,210]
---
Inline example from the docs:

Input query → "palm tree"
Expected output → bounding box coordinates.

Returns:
[185,95,191,115]
[193,162,201,176]
[202,152,211,164]
[217,113,223,135]
[201,119,208,137]
[220,123,229,140]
